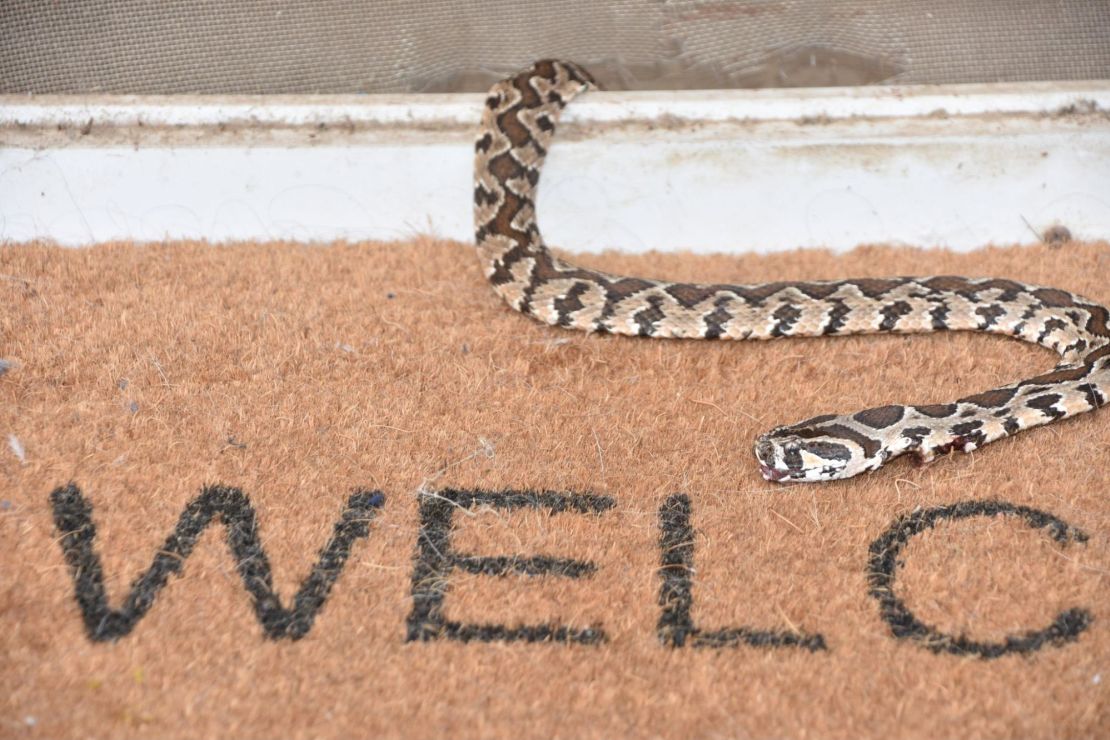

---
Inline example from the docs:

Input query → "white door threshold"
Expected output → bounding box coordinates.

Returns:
[2,81,1108,252]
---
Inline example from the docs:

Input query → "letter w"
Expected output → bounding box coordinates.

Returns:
[50,483,385,642]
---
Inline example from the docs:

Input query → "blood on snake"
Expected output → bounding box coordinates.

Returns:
[473,60,1109,483]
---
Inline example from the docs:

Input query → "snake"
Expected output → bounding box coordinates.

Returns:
[473,59,1110,483]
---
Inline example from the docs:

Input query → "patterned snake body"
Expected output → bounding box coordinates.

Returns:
[474,60,1110,483]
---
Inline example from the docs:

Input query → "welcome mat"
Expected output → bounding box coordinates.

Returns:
[2,238,1108,739]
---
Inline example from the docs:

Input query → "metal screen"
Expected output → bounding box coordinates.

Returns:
[3,0,1109,94]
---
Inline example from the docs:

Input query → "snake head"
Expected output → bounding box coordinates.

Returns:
[754,416,877,483]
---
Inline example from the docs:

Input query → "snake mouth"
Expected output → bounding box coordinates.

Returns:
[755,438,794,482]
[759,463,789,482]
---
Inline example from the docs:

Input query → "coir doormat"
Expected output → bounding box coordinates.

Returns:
[2,238,1108,739]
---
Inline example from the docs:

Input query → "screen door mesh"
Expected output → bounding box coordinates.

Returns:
[2,0,1108,94]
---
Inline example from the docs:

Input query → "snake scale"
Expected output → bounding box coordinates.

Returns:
[473,59,1109,483]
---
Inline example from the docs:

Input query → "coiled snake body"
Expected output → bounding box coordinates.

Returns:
[473,60,1110,483]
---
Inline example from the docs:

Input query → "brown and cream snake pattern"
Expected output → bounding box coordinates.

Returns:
[473,59,1109,483]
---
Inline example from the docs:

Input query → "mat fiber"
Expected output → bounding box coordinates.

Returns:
[2,238,1108,739]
